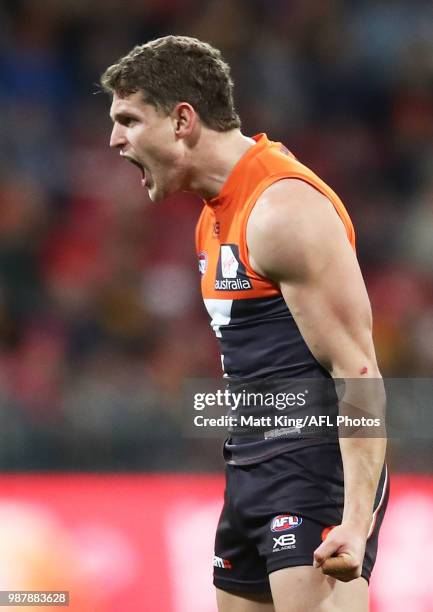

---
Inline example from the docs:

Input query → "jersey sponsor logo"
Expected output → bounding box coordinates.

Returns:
[221,245,238,278]
[214,278,252,290]
[272,533,296,551]
[213,555,232,569]
[271,515,303,532]
[215,244,252,291]
[198,251,208,275]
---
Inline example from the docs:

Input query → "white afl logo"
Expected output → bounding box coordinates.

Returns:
[198,252,208,275]
[271,515,302,532]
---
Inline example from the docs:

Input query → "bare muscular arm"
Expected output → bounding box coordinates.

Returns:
[246,178,386,582]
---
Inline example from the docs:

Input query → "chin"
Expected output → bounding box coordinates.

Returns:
[147,188,165,203]
[148,182,177,203]
[147,190,158,203]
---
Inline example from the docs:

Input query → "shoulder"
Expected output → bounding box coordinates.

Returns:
[247,178,355,281]
[250,178,347,239]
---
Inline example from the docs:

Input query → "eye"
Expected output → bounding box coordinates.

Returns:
[120,116,138,127]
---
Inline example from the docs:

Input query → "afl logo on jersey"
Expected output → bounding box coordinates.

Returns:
[198,251,208,275]
[271,515,302,532]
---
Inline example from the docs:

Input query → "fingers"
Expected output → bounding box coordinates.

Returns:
[314,549,362,582]
[313,539,339,568]
[313,539,361,581]
[313,524,365,582]
[320,554,361,582]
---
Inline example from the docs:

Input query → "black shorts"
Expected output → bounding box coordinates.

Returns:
[213,442,389,594]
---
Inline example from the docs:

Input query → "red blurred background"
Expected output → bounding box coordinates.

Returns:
[0,474,431,612]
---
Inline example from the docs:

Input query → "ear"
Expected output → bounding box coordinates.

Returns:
[172,102,196,137]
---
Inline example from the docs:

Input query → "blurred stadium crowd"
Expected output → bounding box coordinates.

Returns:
[0,0,432,471]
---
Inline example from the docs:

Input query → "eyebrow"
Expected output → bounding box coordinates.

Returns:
[110,111,140,124]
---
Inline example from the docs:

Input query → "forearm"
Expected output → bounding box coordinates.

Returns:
[340,437,386,533]
[337,376,387,534]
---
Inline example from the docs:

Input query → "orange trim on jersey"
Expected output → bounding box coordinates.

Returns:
[196,134,356,301]
[206,133,270,210]
[238,171,356,283]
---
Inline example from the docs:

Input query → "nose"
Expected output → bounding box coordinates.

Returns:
[110,122,127,149]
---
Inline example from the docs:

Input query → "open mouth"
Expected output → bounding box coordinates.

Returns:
[122,154,146,183]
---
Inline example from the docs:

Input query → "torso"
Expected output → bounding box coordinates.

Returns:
[195,133,355,463]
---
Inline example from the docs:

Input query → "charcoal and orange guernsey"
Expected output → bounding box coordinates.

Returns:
[196,133,355,382]
[196,135,388,591]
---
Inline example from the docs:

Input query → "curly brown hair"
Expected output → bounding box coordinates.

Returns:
[100,35,241,132]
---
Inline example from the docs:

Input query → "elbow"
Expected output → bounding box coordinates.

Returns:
[330,359,382,380]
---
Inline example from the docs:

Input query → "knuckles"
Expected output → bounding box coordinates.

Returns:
[322,559,362,582]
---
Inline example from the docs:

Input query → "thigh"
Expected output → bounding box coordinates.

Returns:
[217,588,274,612]
[269,566,368,612]
[214,470,271,596]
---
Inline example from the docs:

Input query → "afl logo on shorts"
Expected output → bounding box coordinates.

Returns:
[198,251,208,275]
[271,515,302,532]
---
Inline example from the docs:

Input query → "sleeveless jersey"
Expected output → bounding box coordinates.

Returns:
[195,133,356,463]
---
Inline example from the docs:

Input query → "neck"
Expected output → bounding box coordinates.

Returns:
[185,128,256,200]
